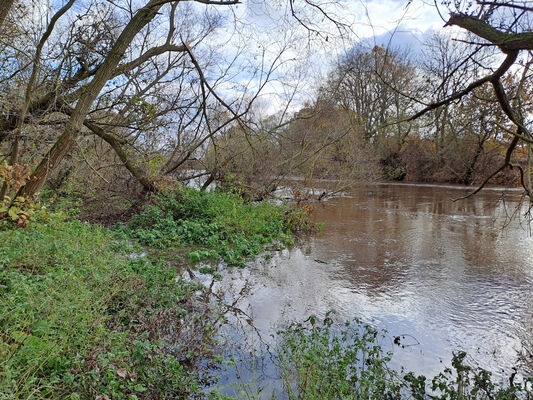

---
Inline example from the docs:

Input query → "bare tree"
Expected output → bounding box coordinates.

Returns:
[407,1,533,199]
[0,0,350,203]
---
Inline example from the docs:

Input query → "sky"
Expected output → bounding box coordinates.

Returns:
[205,0,447,117]
[45,0,450,119]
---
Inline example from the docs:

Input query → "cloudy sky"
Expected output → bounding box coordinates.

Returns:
[204,0,447,116]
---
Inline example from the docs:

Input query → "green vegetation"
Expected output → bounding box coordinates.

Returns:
[0,213,211,398]
[219,315,533,400]
[118,187,315,267]
[405,351,532,400]
[0,186,314,398]
[277,313,401,399]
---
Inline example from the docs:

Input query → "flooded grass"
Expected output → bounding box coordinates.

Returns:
[116,186,316,267]
[0,186,313,398]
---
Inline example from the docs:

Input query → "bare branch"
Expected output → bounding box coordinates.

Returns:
[446,13,533,53]
[407,51,518,122]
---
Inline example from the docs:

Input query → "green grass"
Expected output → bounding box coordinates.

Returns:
[0,214,207,399]
[0,187,312,398]
[118,187,314,267]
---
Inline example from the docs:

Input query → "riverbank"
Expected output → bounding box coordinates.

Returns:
[1,185,531,398]
[0,187,313,398]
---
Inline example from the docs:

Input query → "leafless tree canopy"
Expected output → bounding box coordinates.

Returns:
[0,0,531,204]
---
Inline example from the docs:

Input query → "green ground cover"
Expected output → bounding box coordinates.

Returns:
[0,186,311,398]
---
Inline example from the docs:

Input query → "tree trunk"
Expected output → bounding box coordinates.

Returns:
[526,143,531,192]
[1,0,75,201]
[86,121,156,192]
[19,0,167,198]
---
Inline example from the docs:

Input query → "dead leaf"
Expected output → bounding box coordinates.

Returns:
[116,367,136,380]
[116,368,128,379]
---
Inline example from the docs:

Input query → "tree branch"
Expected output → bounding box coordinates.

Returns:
[407,51,518,122]
[453,136,519,201]
[113,43,189,77]
[446,13,533,53]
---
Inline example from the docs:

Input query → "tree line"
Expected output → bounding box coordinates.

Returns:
[0,0,531,206]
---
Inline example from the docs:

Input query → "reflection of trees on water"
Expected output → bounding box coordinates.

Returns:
[310,184,533,374]
[315,185,532,282]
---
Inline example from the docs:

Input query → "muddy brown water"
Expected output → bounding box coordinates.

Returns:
[198,183,533,394]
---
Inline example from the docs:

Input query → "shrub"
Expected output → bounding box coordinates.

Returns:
[122,186,313,266]
[273,316,533,400]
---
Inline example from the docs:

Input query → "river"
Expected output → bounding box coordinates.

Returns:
[198,183,533,396]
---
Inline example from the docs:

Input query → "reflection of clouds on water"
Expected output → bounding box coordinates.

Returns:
[204,183,533,391]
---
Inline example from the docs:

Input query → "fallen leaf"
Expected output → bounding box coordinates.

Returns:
[116,368,128,379]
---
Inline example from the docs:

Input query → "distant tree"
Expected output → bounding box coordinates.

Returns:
[408,0,533,198]
[324,45,417,147]
[0,0,14,28]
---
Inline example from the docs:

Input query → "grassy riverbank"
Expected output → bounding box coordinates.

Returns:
[117,187,314,267]
[0,187,312,398]
[1,186,531,399]
[0,216,207,398]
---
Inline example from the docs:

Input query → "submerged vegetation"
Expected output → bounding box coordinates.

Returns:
[219,315,533,400]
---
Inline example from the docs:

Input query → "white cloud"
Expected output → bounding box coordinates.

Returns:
[188,0,449,119]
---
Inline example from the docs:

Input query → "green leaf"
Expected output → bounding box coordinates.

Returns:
[8,208,19,221]
[133,384,147,393]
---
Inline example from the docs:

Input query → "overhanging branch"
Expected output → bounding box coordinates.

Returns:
[446,13,533,53]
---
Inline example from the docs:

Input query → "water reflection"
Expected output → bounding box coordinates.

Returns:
[208,183,533,393]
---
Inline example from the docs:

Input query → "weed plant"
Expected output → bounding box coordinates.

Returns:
[214,315,533,400]
[276,313,402,400]
[0,214,208,399]
[119,187,315,267]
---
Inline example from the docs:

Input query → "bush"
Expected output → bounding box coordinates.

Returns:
[383,166,407,181]
[121,186,314,267]
[276,313,402,400]
[216,315,533,400]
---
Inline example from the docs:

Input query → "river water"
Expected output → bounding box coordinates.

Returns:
[201,183,533,395]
